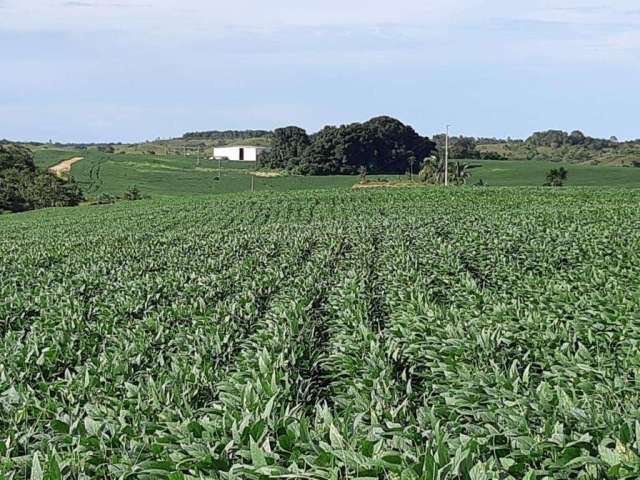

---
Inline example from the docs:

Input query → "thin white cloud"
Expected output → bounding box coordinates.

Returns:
[514,0,640,25]
[2,0,640,141]
[0,0,484,32]
[608,31,640,50]
[1,1,638,54]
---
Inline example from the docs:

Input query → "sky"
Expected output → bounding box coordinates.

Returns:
[1,0,640,143]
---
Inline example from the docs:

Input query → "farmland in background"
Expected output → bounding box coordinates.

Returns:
[33,149,360,198]
[1,187,639,478]
[466,160,640,187]
[125,134,273,155]
[33,149,640,199]
[32,149,86,170]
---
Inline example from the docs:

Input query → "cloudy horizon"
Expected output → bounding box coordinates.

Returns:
[1,0,640,142]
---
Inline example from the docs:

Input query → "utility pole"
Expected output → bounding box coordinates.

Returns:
[444,124,451,186]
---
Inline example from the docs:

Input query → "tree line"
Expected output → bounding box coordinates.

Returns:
[431,135,507,160]
[182,130,273,140]
[257,120,637,175]
[455,130,640,165]
[258,116,436,175]
[0,145,83,214]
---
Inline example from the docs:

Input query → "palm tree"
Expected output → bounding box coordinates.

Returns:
[452,161,470,185]
[419,157,471,186]
[419,156,440,184]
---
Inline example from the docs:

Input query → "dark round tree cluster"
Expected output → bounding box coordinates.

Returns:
[258,116,436,175]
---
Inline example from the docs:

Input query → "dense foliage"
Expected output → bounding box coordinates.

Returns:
[526,130,614,149]
[0,145,83,213]
[259,126,311,170]
[0,144,36,170]
[1,188,639,479]
[259,116,436,175]
[545,167,569,187]
[424,130,640,165]
[182,130,273,140]
[474,130,640,165]
[96,144,116,154]
[432,135,506,160]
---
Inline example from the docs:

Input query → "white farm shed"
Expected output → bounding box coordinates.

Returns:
[213,146,268,161]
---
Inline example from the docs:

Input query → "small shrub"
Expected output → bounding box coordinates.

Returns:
[91,193,117,205]
[123,185,144,201]
[97,144,115,154]
[544,167,568,187]
[358,166,368,184]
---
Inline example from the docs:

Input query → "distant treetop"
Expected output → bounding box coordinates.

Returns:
[525,129,613,149]
[182,130,273,140]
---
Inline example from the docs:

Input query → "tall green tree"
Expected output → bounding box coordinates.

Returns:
[432,134,479,159]
[258,126,311,170]
[260,116,436,175]
[0,144,36,171]
[0,145,84,213]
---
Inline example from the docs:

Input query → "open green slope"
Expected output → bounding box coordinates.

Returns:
[469,159,640,187]
[32,151,640,199]
[33,150,362,197]
[32,149,85,170]
[1,187,640,478]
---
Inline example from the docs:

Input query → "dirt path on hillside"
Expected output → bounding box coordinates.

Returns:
[250,171,282,178]
[48,157,84,176]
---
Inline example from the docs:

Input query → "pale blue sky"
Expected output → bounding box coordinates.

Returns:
[1,1,639,142]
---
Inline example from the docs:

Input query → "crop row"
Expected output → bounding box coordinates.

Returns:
[1,187,639,478]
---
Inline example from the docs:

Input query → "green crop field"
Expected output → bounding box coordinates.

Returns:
[33,150,363,198]
[32,149,86,170]
[1,187,639,479]
[468,160,640,187]
[32,150,640,200]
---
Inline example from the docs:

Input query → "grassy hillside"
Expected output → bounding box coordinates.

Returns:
[477,141,640,166]
[32,148,85,170]
[23,131,273,161]
[1,187,639,478]
[117,135,272,156]
[34,150,363,198]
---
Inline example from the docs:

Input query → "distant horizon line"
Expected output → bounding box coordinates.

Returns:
[3,128,637,145]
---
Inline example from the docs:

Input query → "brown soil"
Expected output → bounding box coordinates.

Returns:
[352,181,427,189]
[250,171,283,178]
[48,157,84,176]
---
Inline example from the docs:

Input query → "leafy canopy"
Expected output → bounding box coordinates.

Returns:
[259,116,436,175]
[0,144,84,213]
